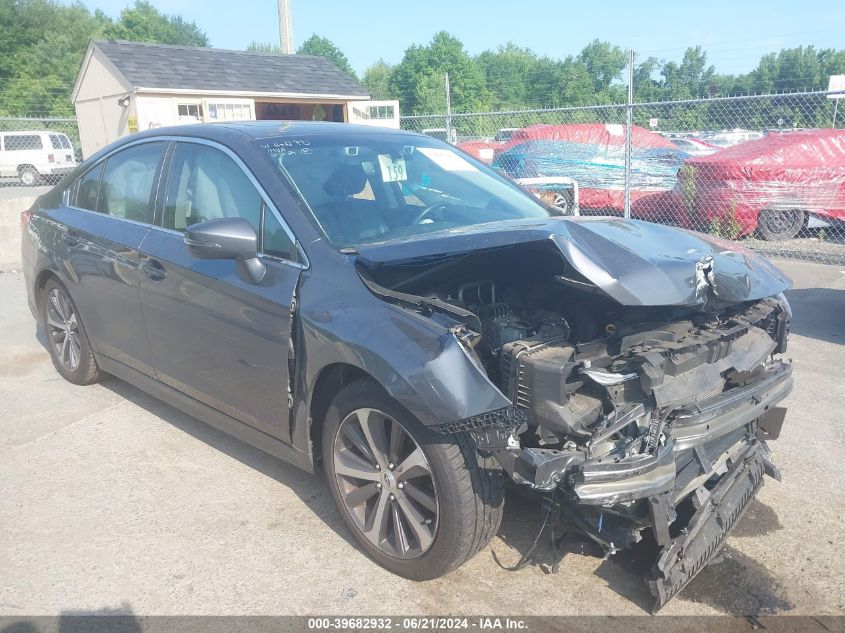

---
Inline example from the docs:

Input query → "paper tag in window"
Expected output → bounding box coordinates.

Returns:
[378,155,407,182]
[417,147,478,172]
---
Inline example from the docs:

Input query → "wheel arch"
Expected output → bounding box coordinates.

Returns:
[307,362,375,470]
[33,268,62,316]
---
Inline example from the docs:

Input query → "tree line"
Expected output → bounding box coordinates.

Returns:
[2,0,844,128]
[266,32,845,134]
[0,0,207,117]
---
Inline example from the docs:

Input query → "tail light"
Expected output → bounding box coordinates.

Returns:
[21,209,32,231]
[48,153,55,163]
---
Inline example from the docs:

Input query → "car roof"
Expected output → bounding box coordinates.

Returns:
[130,120,424,143]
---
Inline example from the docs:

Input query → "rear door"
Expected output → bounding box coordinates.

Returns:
[48,133,76,171]
[138,140,303,442]
[55,140,167,375]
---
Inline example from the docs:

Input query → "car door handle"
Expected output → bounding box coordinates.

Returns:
[141,258,167,281]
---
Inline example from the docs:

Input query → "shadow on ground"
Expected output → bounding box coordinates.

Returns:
[100,376,364,558]
[0,604,141,633]
[494,492,792,615]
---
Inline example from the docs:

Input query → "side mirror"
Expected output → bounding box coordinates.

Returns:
[184,217,266,284]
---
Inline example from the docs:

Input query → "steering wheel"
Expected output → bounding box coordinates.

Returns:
[413,203,451,225]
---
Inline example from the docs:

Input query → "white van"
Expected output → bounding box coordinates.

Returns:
[0,131,77,186]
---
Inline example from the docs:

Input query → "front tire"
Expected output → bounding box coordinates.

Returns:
[41,279,102,385]
[322,379,505,580]
[757,208,805,241]
[19,166,39,186]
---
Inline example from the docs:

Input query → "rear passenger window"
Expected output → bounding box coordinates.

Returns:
[49,135,63,150]
[164,143,261,234]
[97,142,164,223]
[73,163,104,211]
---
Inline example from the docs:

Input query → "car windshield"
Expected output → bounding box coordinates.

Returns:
[255,132,552,248]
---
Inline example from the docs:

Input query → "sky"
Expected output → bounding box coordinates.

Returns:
[71,0,845,78]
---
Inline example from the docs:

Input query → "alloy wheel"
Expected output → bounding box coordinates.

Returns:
[333,408,439,559]
[46,287,81,371]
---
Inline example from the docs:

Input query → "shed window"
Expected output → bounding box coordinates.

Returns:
[367,105,395,120]
[177,104,202,121]
[207,103,251,121]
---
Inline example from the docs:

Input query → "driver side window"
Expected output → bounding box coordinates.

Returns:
[163,142,262,234]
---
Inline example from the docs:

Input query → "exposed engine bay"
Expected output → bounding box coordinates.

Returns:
[359,240,792,610]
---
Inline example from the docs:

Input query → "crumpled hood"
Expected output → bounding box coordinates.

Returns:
[355,217,791,306]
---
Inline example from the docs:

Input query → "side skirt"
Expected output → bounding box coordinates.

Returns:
[97,355,314,473]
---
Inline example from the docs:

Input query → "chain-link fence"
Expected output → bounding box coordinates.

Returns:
[0,116,81,186]
[401,90,845,266]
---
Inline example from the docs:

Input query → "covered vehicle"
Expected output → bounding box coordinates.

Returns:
[668,136,720,157]
[634,129,845,240]
[23,122,791,611]
[493,123,689,212]
[457,139,499,163]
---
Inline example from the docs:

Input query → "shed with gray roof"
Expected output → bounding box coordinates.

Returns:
[72,40,395,158]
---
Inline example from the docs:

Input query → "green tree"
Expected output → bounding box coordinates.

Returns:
[361,59,394,100]
[476,43,537,110]
[632,56,662,102]
[246,41,282,54]
[577,39,626,94]
[678,46,715,97]
[297,34,356,79]
[103,1,208,46]
[0,1,112,116]
[389,32,490,114]
[0,0,210,117]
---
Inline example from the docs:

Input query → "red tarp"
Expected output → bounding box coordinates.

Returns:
[501,123,677,152]
[456,140,499,163]
[633,129,845,235]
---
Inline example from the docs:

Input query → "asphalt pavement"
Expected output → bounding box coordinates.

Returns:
[1,259,843,617]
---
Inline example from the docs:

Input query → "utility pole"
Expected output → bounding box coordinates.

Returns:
[277,0,293,54]
[624,49,634,219]
[444,72,453,143]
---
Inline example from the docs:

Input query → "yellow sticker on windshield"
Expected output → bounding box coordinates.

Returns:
[378,155,408,182]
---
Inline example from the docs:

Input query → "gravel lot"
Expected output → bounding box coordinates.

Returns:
[0,184,51,201]
[1,259,843,617]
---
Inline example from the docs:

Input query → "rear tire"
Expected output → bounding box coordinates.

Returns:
[18,166,39,187]
[41,279,102,385]
[757,208,805,241]
[322,378,505,580]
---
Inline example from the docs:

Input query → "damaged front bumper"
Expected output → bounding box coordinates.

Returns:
[469,360,792,610]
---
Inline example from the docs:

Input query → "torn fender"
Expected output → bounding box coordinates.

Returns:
[296,271,512,432]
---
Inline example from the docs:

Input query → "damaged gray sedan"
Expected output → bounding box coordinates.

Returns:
[22,122,791,611]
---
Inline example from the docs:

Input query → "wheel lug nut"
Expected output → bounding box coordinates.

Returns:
[375,464,381,470]
[376,482,382,489]
[389,493,395,500]
[397,482,404,490]
[388,462,395,470]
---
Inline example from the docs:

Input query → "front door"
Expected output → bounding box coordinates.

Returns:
[139,141,302,441]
